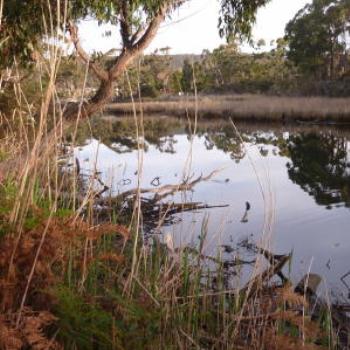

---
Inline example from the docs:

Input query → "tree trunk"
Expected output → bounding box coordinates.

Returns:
[330,39,335,80]
[63,4,168,122]
[0,4,171,180]
[63,78,115,120]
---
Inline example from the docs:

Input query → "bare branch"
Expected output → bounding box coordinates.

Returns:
[68,22,109,82]
[99,169,222,205]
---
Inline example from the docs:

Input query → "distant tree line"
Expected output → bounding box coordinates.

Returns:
[286,0,350,81]
[2,0,350,108]
[118,0,350,97]
[172,0,350,96]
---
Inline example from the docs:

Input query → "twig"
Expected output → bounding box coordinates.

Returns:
[241,254,291,299]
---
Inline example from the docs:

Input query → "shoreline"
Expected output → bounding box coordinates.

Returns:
[106,93,350,123]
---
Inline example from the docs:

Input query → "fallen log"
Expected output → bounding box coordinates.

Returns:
[94,169,222,206]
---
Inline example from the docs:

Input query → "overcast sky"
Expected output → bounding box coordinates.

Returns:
[78,0,311,54]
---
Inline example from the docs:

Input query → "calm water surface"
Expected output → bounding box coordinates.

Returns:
[75,117,350,298]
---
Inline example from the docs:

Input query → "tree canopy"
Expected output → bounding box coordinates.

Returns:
[1,0,271,67]
[1,0,271,120]
[285,0,350,79]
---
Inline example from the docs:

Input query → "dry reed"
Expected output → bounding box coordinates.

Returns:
[0,4,339,348]
[107,94,350,122]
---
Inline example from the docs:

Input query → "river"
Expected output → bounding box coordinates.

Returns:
[74,116,350,299]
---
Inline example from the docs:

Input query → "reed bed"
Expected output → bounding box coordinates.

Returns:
[0,4,344,347]
[0,75,343,349]
[0,102,339,349]
[107,94,350,122]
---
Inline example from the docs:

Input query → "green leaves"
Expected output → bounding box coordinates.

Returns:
[0,0,270,69]
[218,0,272,40]
[285,0,350,79]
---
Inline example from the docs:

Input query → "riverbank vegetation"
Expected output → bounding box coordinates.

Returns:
[106,94,350,122]
[101,0,350,100]
[2,106,350,347]
[2,1,350,117]
[0,139,343,348]
[1,0,350,349]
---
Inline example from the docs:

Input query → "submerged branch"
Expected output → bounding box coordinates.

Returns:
[97,169,222,206]
[62,168,227,234]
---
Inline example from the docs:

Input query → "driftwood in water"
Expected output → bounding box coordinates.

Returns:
[73,169,228,232]
[239,246,350,347]
[174,246,256,269]
[237,240,291,299]
[141,201,229,233]
[97,169,222,205]
[295,273,322,296]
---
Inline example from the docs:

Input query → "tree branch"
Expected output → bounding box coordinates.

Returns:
[64,1,188,120]
[130,0,188,53]
[131,5,168,54]
[120,2,132,48]
[68,22,109,82]
[130,25,145,45]
[109,4,168,80]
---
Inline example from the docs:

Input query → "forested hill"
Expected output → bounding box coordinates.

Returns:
[167,54,203,69]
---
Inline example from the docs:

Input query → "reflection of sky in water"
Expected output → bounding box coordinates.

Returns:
[75,130,350,299]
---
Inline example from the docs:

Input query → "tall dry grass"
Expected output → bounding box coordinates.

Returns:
[0,4,337,349]
[107,94,350,122]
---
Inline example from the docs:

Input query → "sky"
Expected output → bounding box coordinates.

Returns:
[78,0,311,55]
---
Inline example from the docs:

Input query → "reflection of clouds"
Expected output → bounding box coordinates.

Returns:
[74,125,350,297]
[75,139,131,194]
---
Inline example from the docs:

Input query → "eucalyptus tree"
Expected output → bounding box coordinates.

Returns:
[1,0,271,120]
[285,0,350,79]
[180,59,193,92]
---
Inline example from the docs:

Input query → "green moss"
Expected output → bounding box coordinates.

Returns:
[0,180,16,215]
[56,208,74,218]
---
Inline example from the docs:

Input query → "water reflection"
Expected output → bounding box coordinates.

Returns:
[75,117,350,210]
[206,133,245,162]
[75,117,350,297]
[285,133,350,209]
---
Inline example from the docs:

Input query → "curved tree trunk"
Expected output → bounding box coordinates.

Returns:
[62,51,132,120]
[0,3,170,177]
[63,3,169,122]
[63,79,115,120]
[0,3,191,188]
